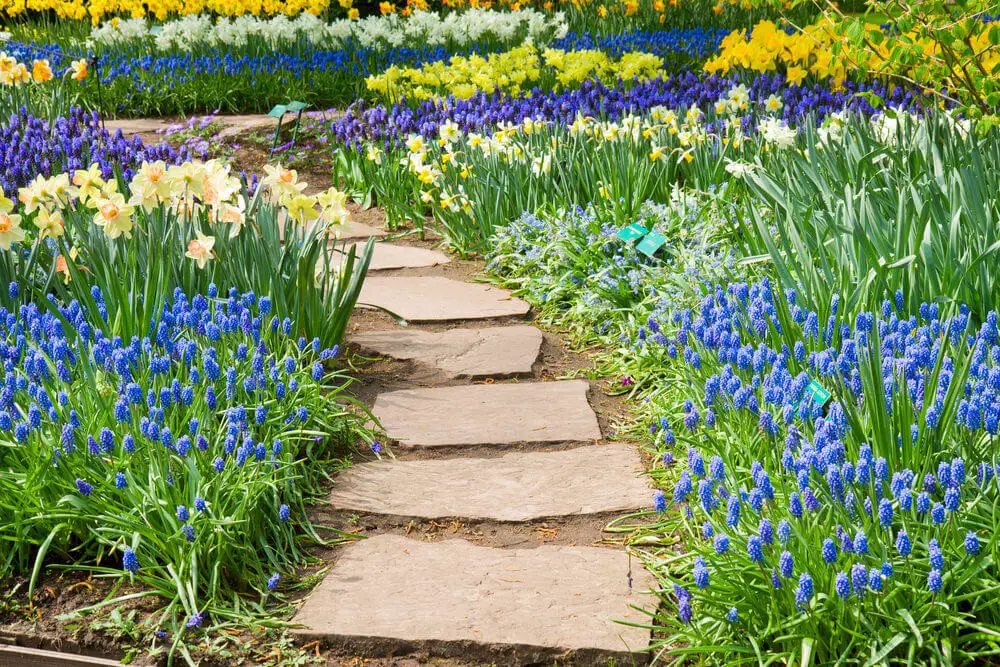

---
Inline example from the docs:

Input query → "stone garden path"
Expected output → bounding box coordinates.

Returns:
[291,231,656,665]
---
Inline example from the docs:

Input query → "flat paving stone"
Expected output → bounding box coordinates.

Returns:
[292,535,653,663]
[359,276,530,322]
[105,114,274,137]
[373,380,600,448]
[334,242,450,272]
[328,443,648,521]
[334,220,387,239]
[351,325,541,378]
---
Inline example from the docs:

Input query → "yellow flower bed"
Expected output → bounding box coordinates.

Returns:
[366,43,663,101]
[706,19,1000,96]
[704,20,847,88]
[2,0,328,24]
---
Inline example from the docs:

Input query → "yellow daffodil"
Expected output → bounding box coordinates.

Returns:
[285,194,319,225]
[33,207,64,239]
[0,208,24,250]
[69,58,88,81]
[185,232,216,269]
[31,59,53,83]
[93,192,135,239]
[72,164,107,204]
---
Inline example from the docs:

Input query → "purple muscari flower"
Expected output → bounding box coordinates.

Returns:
[714,533,730,555]
[877,498,893,527]
[115,472,127,489]
[821,538,837,564]
[759,518,773,545]
[779,550,793,578]
[279,504,290,522]
[726,607,738,623]
[122,548,139,573]
[835,571,851,599]
[726,495,741,528]
[789,493,803,518]
[795,573,814,611]
[854,531,869,555]
[851,563,868,598]
[929,539,944,570]
[896,530,912,557]
[868,567,884,593]
[931,503,946,525]
[693,557,709,589]
[747,535,764,563]
[654,490,667,513]
[916,492,931,514]
[186,612,203,628]
[944,487,960,512]
[965,531,980,556]
[778,519,791,544]
[928,569,943,594]
[76,478,93,496]
[267,573,281,590]
[195,496,207,513]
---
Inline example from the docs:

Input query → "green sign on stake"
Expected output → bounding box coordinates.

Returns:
[806,379,831,412]
[268,102,310,155]
[616,222,666,260]
[615,223,648,242]
[637,230,666,258]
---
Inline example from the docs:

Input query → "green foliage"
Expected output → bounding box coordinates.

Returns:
[736,112,1000,320]
[820,0,1000,119]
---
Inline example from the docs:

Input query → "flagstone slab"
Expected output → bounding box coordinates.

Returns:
[351,325,541,378]
[359,276,530,322]
[334,220,387,239]
[334,243,450,272]
[292,535,653,663]
[373,380,600,448]
[328,444,647,521]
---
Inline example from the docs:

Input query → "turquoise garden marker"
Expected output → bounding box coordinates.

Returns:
[616,223,648,242]
[268,101,310,155]
[616,222,666,259]
[806,380,831,410]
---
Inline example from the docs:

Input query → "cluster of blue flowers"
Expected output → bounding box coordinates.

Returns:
[9,28,727,114]
[330,72,924,150]
[0,107,192,193]
[0,282,338,606]
[654,279,997,625]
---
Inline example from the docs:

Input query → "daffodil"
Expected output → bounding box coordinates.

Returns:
[72,164,107,204]
[93,192,135,239]
[0,208,24,249]
[69,58,88,81]
[285,194,320,225]
[33,207,64,239]
[185,231,216,269]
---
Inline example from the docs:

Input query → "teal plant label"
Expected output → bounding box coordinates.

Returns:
[637,231,667,258]
[268,104,288,118]
[616,223,648,241]
[286,101,309,113]
[806,380,831,408]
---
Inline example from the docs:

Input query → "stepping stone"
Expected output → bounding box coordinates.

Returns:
[334,242,450,272]
[328,443,648,521]
[292,535,653,662]
[334,220,387,239]
[359,276,529,322]
[351,325,541,378]
[373,380,600,448]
